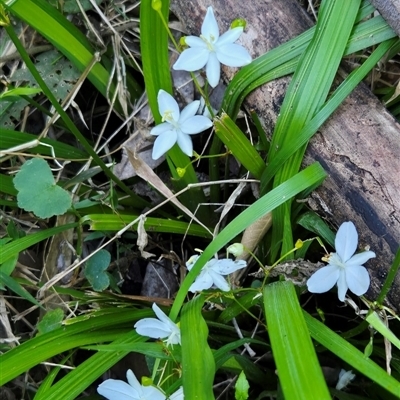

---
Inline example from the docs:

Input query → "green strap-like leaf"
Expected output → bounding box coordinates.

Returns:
[0,223,78,264]
[35,332,147,400]
[268,0,362,259]
[140,1,208,217]
[263,281,331,399]
[0,308,152,385]
[214,113,265,179]
[81,213,212,238]
[304,311,400,397]
[170,162,326,320]
[181,295,216,399]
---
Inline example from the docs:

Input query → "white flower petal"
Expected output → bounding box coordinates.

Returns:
[346,265,370,296]
[151,122,173,136]
[345,251,376,267]
[186,255,200,270]
[209,269,231,291]
[180,100,200,123]
[152,130,177,159]
[202,7,219,41]
[170,386,184,400]
[126,370,142,395]
[176,131,193,156]
[141,386,166,400]
[336,369,356,390]
[335,221,358,262]
[189,270,213,292]
[216,44,252,67]
[173,48,209,71]
[337,270,348,302]
[97,379,139,400]
[217,27,243,46]
[306,265,340,293]
[152,303,174,327]
[134,318,172,339]
[212,259,247,275]
[98,370,166,400]
[180,115,213,134]
[206,52,221,87]
[327,252,342,268]
[185,36,207,48]
[158,90,180,122]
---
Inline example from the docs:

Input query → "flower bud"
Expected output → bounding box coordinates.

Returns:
[227,243,244,257]
[151,0,162,11]
[176,167,186,178]
[179,36,188,49]
[231,18,246,30]
[141,376,153,386]
[295,239,303,249]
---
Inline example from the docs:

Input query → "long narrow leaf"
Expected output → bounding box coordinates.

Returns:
[0,308,152,385]
[140,1,207,216]
[35,332,146,400]
[181,295,215,399]
[263,281,331,399]
[170,162,327,320]
[214,113,265,179]
[304,311,400,397]
[0,223,78,264]
[269,0,361,258]
[81,214,212,238]
[259,38,397,189]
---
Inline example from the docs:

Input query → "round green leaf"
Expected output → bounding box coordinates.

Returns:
[13,158,72,218]
[84,249,111,292]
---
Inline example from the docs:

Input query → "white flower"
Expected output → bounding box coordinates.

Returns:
[336,369,356,390]
[169,387,184,400]
[172,6,252,88]
[307,221,375,302]
[97,369,166,400]
[187,255,247,292]
[151,90,213,159]
[134,302,181,346]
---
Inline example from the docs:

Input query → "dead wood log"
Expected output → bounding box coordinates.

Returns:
[370,0,400,38]
[170,0,400,309]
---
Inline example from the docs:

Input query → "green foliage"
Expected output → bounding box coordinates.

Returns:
[47,0,103,13]
[235,371,250,400]
[268,0,362,259]
[84,249,111,291]
[264,281,331,399]
[1,0,399,398]
[37,308,64,335]
[0,271,43,309]
[11,49,80,101]
[181,295,215,399]
[13,158,72,218]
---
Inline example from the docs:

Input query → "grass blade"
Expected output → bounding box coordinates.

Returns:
[170,162,327,320]
[268,0,362,258]
[181,295,215,399]
[263,281,331,399]
[304,311,400,397]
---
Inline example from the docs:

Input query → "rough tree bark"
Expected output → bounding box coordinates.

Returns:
[170,0,400,309]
